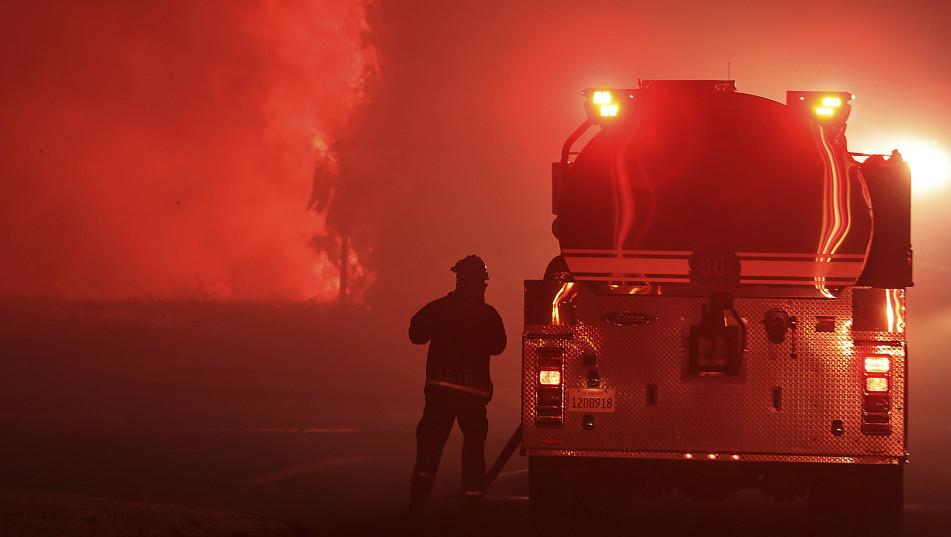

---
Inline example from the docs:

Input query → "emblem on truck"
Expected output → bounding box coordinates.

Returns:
[603,311,656,326]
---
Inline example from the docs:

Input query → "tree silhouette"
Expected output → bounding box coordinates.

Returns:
[308,1,384,305]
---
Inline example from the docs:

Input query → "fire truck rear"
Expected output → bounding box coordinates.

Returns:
[522,80,911,535]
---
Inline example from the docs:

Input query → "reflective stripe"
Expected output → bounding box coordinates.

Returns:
[567,249,865,260]
[741,259,862,278]
[464,490,484,497]
[563,249,691,256]
[566,256,690,275]
[737,252,865,259]
[738,279,847,286]
[413,471,433,480]
[573,275,688,283]
[425,379,492,398]
[561,249,866,285]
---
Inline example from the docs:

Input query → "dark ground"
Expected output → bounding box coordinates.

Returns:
[1,299,949,536]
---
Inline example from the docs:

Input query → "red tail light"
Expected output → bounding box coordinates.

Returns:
[535,347,565,427]
[860,353,892,435]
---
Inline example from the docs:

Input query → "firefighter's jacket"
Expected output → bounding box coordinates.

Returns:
[409,291,506,402]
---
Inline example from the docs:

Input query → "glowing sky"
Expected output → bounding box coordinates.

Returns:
[1,0,948,308]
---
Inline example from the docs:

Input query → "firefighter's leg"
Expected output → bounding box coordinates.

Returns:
[411,395,455,508]
[457,401,488,500]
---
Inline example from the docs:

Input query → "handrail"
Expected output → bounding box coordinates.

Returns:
[560,119,594,164]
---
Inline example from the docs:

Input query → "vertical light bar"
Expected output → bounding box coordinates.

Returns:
[885,289,905,333]
[814,126,851,297]
[551,282,575,325]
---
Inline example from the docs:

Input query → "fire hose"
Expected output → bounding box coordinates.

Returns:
[485,423,522,487]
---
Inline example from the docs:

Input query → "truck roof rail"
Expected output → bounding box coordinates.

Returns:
[637,79,736,92]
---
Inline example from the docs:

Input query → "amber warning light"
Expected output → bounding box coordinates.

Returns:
[593,91,617,116]
[815,96,844,116]
[583,88,632,121]
[786,90,853,125]
[592,91,612,104]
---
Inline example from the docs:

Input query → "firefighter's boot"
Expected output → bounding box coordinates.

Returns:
[409,472,433,513]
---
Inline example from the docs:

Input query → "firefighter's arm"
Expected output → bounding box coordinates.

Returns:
[408,302,435,345]
[486,307,506,356]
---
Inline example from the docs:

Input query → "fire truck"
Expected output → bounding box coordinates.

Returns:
[521,80,911,535]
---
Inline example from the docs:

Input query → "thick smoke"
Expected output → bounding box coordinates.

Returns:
[0,0,373,301]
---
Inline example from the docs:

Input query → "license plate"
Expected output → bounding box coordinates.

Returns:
[567,388,616,413]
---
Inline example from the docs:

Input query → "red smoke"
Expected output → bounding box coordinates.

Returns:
[0,0,374,301]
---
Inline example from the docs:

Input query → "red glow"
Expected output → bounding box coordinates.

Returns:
[0,1,376,302]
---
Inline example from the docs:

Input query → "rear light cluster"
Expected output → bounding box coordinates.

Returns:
[861,353,892,435]
[535,347,565,427]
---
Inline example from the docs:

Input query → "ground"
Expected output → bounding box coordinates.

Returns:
[1,299,948,536]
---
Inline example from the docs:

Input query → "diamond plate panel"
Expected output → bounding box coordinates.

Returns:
[522,283,906,461]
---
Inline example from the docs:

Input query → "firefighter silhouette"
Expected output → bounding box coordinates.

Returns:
[408,255,506,513]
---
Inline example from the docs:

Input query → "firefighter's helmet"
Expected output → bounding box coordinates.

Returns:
[451,255,489,281]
